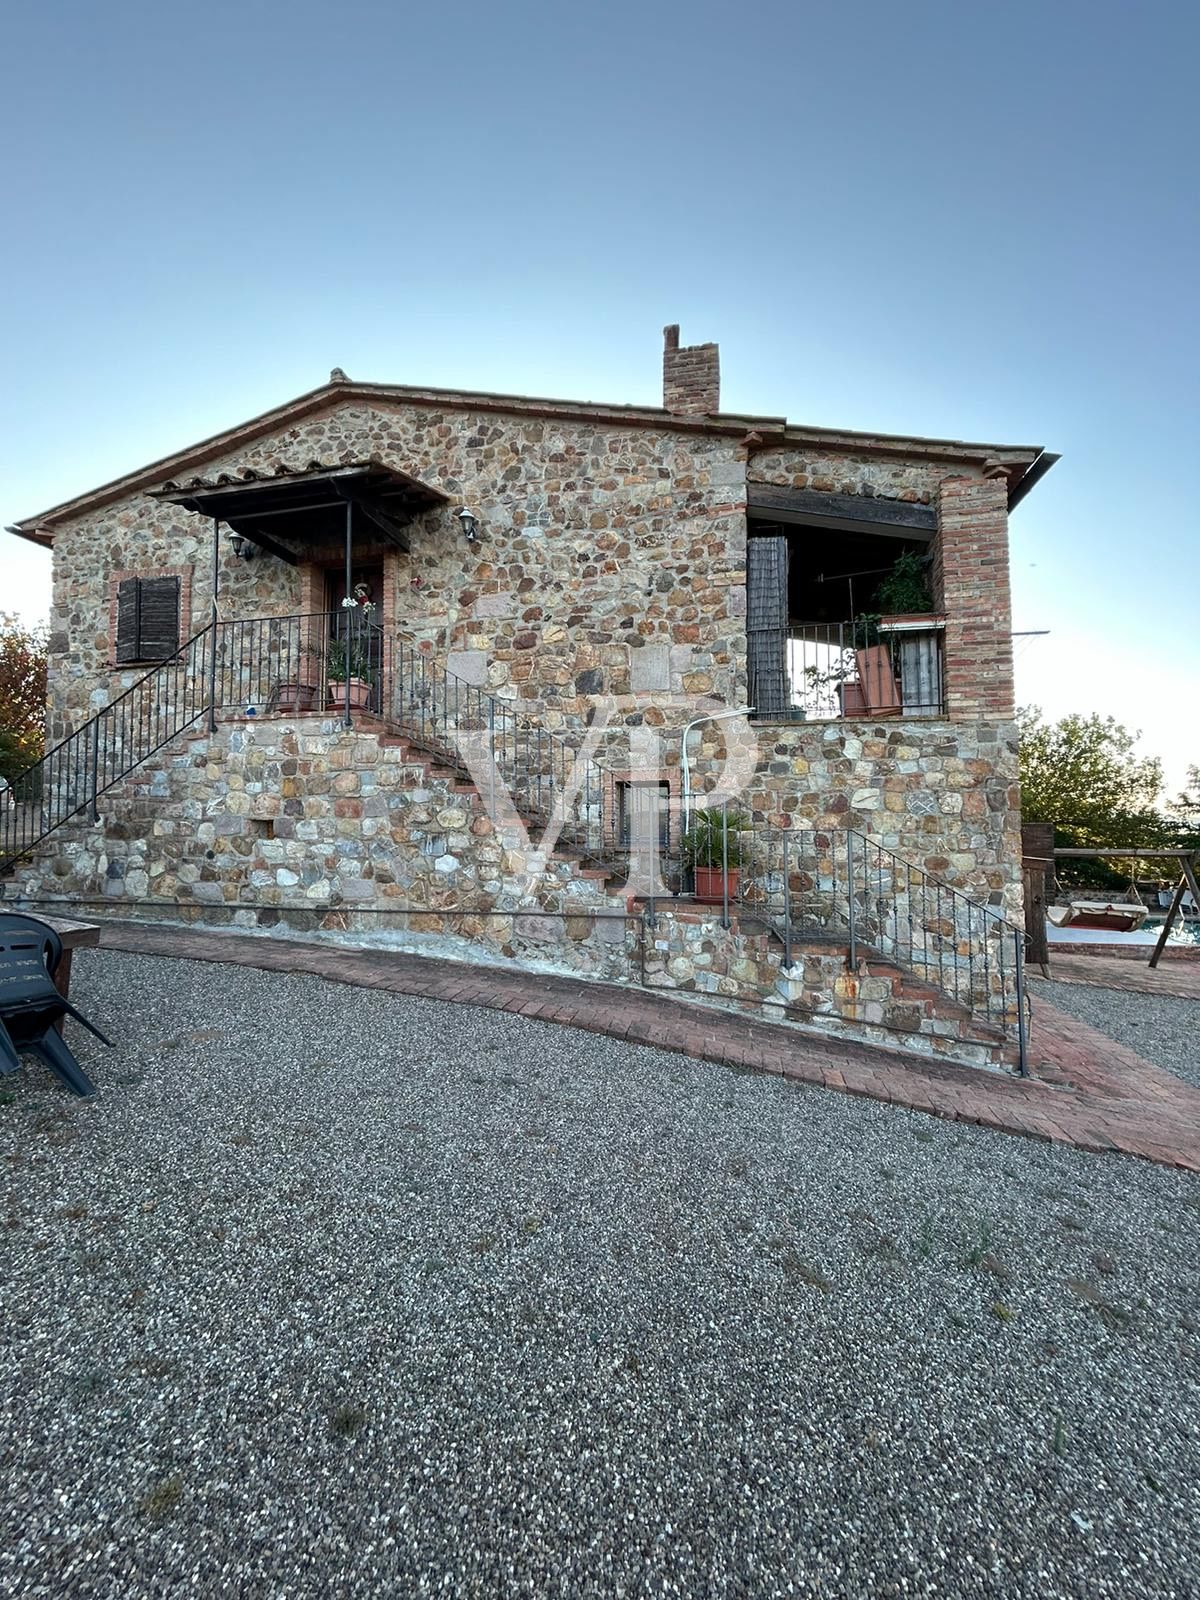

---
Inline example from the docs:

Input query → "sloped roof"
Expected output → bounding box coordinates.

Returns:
[148,459,446,560]
[7,373,1053,547]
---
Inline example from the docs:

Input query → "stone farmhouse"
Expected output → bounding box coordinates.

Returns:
[3,327,1056,1070]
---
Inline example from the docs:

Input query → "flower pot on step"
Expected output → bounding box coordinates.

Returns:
[693,866,742,905]
[277,681,318,714]
[326,677,373,712]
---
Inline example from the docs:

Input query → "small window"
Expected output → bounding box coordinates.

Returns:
[116,576,181,664]
[617,780,671,849]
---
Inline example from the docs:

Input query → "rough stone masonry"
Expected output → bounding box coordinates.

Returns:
[7,325,1052,1051]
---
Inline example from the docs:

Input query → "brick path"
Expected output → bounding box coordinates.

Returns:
[89,921,1200,1173]
[1040,951,1200,1002]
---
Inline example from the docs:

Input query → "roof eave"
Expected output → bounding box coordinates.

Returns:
[6,523,53,549]
[7,376,1054,539]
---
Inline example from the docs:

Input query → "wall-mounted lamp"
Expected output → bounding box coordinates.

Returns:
[456,507,480,542]
[230,533,256,561]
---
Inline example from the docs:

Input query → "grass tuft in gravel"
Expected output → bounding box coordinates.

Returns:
[138,1476,184,1521]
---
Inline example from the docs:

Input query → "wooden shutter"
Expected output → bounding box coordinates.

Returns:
[136,577,181,661]
[115,578,141,664]
[746,534,790,719]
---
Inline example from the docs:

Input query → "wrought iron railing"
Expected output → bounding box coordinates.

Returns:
[1,623,218,867]
[779,618,945,721]
[370,636,1022,1064]
[0,608,383,867]
[378,634,632,880]
[666,804,1027,1069]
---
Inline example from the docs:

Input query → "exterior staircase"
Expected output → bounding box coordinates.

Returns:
[1,610,1027,1071]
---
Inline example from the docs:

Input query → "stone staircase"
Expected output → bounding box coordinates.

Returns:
[2,604,1026,1072]
[7,714,635,980]
[637,903,1013,1069]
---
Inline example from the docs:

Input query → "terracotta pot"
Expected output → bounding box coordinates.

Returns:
[840,681,867,717]
[693,866,741,905]
[277,681,318,714]
[326,677,373,712]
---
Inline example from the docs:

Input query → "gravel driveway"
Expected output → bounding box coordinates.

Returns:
[2,950,1198,1599]
[1032,978,1200,1089]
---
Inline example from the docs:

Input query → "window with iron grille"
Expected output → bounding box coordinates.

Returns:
[616,780,671,849]
[115,576,181,664]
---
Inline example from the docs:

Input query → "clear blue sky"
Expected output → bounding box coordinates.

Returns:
[2,0,1196,790]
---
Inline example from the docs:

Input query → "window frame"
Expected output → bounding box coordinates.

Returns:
[108,567,192,669]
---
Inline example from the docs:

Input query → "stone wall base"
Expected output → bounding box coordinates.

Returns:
[6,715,1018,1074]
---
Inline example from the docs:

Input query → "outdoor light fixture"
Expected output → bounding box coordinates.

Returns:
[456,507,480,542]
[230,533,256,561]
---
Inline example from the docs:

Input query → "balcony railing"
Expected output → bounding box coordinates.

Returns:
[781,617,945,721]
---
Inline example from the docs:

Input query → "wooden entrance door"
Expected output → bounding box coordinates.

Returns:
[324,564,385,716]
[325,564,384,617]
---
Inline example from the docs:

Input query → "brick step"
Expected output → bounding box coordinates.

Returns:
[859,958,1007,1041]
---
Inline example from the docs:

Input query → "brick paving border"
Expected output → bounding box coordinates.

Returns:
[1038,952,1200,1003]
[87,921,1200,1173]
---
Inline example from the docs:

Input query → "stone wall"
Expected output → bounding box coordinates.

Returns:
[688,716,1022,917]
[15,717,635,981]
[747,444,963,505]
[45,399,748,745]
[640,911,1008,1069]
[7,707,1016,1069]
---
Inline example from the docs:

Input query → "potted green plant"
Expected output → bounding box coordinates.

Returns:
[277,644,322,715]
[681,806,750,904]
[875,549,934,618]
[326,635,375,712]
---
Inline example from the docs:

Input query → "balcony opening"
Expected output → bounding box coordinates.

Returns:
[747,511,945,722]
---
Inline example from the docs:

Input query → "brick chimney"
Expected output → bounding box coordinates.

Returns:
[662,324,720,415]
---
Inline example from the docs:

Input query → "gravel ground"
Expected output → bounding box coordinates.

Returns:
[2,951,1199,1600]
[1033,979,1200,1089]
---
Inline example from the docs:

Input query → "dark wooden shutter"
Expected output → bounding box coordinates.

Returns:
[136,577,180,661]
[115,578,141,664]
[746,534,790,719]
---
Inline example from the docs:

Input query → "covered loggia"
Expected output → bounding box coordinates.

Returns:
[744,487,943,722]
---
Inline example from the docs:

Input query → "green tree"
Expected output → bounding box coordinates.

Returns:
[1018,707,1168,887]
[1171,765,1200,828]
[0,613,48,781]
[1165,765,1200,863]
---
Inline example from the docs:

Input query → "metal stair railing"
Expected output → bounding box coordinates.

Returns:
[380,637,1027,1066]
[0,608,383,869]
[673,806,1028,1071]
[379,633,628,880]
[1,622,219,870]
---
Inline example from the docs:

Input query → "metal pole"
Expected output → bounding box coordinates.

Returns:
[721,798,730,930]
[647,802,657,932]
[343,500,353,729]
[90,716,101,822]
[1014,927,1029,1077]
[488,701,496,823]
[783,830,792,969]
[846,830,857,969]
[208,516,220,732]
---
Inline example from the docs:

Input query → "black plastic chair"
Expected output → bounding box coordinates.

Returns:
[0,914,110,1097]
